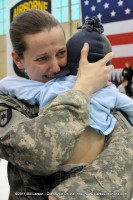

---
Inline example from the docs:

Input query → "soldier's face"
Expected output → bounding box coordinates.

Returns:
[12,26,67,83]
[125,62,130,68]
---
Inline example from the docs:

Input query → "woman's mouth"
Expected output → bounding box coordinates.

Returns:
[44,75,55,79]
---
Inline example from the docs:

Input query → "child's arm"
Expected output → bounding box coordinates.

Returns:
[0,76,43,105]
[115,91,133,124]
[0,76,76,109]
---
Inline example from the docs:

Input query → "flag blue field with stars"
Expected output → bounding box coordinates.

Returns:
[80,0,133,68]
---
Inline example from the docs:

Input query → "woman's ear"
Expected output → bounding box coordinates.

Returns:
[11,51,25,70]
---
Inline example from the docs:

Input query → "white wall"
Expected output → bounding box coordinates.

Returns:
[6,0,19,77]
[0,160,10,200]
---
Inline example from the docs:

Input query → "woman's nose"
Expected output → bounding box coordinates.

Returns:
[50,59,61,73]
[51,65,60,73]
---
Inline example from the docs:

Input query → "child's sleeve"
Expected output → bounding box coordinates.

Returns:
[115,91,133,124]
[0,76,76,109]
[0,76,43,105]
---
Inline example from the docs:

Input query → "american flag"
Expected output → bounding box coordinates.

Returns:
[81,0,133,68]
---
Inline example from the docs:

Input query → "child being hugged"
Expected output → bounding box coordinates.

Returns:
[0,16,133,136]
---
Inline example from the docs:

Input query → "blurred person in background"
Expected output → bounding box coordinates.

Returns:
[118,78,128,94]
[122,61,133,97]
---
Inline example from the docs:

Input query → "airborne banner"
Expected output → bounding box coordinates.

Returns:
[10,0,51,22]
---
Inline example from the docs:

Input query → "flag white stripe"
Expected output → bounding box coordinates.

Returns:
[104,19,133,35]
[112,44,133,58]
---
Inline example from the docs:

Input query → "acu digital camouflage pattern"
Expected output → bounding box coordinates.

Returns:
[0,91,89,175]
[51,111,133,200]
[0,90,89,199]
[0,92,133,200]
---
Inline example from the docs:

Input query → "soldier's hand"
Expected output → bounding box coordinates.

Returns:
[73,43,114,96]
[48,196,57,200]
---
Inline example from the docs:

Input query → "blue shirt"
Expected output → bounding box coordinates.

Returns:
[0,76,133,135]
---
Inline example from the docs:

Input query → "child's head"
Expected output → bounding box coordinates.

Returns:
[67,16,112,75]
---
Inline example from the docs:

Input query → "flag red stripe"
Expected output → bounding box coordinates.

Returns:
[106,32,133,45]
[112,57,133,68]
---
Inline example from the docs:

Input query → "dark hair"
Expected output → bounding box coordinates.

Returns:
[10,9,64,77]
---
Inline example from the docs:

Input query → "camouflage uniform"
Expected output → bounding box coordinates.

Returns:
[0,90,89,199]
[51,111,133,200]
[0,91,133,200]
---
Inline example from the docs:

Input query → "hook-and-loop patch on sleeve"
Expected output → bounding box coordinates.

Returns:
[0,107,12,127]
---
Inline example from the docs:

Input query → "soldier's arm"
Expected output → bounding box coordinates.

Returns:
[0,90,89,176]
[50,111,133,200]
[0,44,113,176]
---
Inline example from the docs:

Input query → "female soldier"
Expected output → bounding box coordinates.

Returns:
[1,10,131,200]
